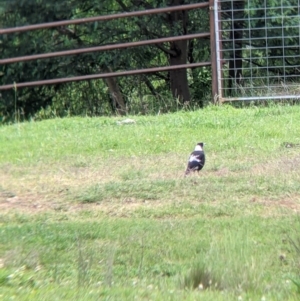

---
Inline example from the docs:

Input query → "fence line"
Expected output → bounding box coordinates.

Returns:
[0,62,212,91]
[1,1,299,104]
[0,33,210,65]
[0,1,217,98]
[216,0,300,102]
[0,3,209,34]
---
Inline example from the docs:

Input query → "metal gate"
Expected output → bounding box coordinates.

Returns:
[0,2,217,96]
[214,0,300,102]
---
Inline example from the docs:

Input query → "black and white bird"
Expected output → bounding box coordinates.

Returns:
[184,142,205,176]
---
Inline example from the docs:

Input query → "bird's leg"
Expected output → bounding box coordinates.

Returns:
[184,168,191,177]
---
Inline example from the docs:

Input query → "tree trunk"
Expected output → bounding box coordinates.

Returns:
[168,0,190,103]
[102,66,126,115]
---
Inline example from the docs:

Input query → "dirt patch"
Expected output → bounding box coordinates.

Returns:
[0,192,66,214]
[213,167,230,177]
[1,186,300,217]
[251,154,300,175]
[1,153,300,216]
[250,195,300,215]
[0,192,163,217]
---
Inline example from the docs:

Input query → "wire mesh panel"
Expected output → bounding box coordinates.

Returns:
[215,0,300,102]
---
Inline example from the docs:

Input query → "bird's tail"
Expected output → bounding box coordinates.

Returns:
[184,168,190,177]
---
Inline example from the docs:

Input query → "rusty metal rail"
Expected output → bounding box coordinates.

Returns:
[0,33,210,65]
[0,62,212,90]
[0,3,209,34]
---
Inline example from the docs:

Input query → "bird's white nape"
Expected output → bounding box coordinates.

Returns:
[194,145,203,151]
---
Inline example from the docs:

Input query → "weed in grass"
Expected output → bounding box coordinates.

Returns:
[3,247,41,273]
[104,243,117,287]
[181,264,220,291]
[76,235,93,288]
[284,218,300,295]
[188,221,288,295]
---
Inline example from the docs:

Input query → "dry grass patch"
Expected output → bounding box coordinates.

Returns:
[1,151,300,217]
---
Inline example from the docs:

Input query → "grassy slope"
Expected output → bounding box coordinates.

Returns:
[0,104,300,300]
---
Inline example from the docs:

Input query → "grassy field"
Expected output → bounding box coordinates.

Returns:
[1,104,300,300]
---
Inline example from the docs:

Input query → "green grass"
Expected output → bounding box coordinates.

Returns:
[1,104,300,300]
